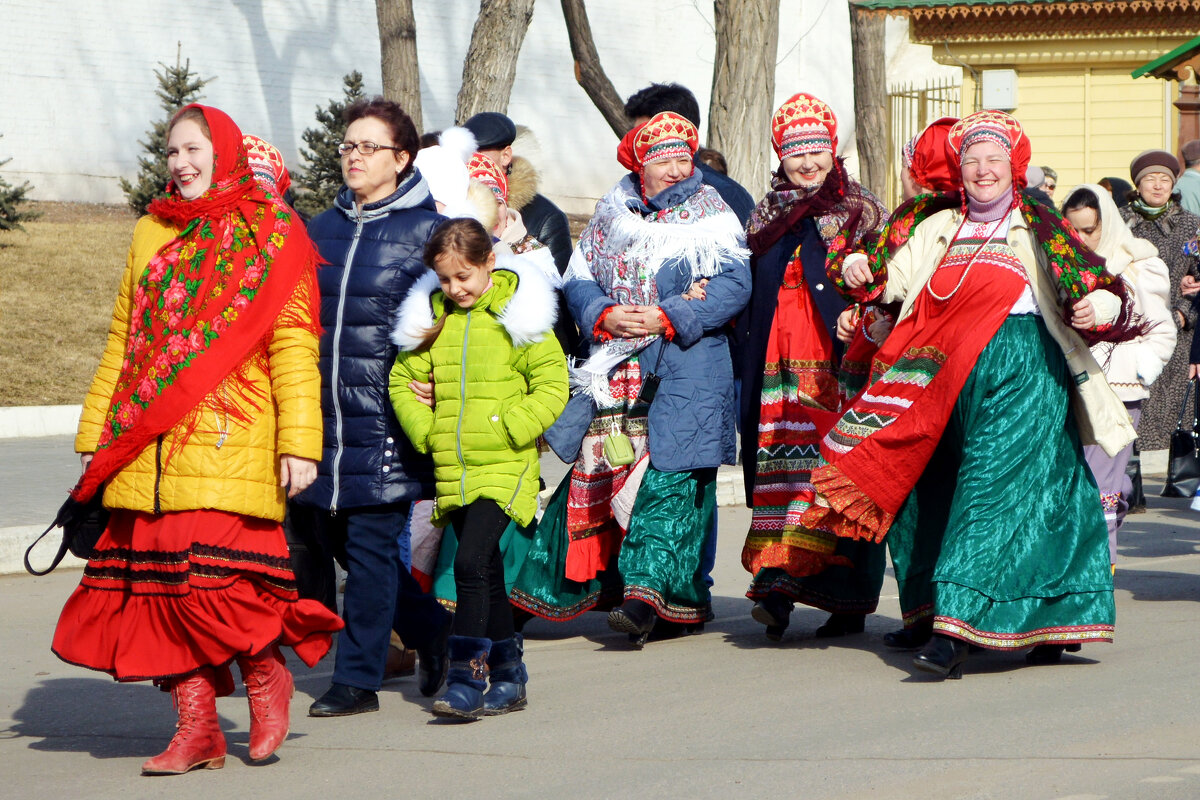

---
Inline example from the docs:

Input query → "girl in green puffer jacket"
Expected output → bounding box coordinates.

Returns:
[388,217,567,721]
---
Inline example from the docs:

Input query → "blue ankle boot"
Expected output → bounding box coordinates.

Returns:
[431,635,490,721]
[482,634,528,716]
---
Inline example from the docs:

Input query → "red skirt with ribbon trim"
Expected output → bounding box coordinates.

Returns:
[52,508,343,693]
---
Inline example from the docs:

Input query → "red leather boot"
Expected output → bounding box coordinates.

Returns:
[237,646,293,761]
[141,668,226,775]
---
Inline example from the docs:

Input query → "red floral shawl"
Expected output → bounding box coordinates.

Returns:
[73,105,320,502]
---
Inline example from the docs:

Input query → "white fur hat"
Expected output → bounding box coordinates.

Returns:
[414,126,477,216]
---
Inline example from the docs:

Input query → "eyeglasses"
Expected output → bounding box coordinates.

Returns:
[1044,181,1056,191]
[337,141,402,157]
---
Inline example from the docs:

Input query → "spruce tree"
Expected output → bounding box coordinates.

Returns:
[0,135,39,232]
[293,71,366,218]
[119,48,210,215]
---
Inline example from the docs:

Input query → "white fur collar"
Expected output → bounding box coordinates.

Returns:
[390,253,558,352]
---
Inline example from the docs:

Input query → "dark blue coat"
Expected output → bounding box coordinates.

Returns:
[297,171,445,511]
[564,175,751,473]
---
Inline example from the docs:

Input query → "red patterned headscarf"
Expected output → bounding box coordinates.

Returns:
[946,110,1031,196]
[468,152,508,203]
[771,93,838,159]
[74,104,320,503]
[908,116,958,192]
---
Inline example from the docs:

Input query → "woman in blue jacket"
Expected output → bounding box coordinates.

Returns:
[510,112,751,645]
[293,97,450,716]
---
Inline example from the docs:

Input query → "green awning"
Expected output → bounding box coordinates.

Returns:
[1132,33,1200,79]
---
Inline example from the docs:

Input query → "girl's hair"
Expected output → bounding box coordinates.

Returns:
[1062,187,1100,216]
[167,106,211,140]
[415,218,495,350]
[465,178,500,232]
[343,96,420,180]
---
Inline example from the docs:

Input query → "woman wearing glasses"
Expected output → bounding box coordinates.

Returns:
[292,97,452,717]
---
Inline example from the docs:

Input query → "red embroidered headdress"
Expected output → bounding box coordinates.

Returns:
[616,112,699,172]
[243,134,291,196]
[771,93,838,159]
[946,110,1031,194]
[468,152,508,203]
[73,104,320,503]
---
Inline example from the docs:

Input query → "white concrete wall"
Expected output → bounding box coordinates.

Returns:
[0,0,881,212]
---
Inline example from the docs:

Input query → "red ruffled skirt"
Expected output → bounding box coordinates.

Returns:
[52,509,343,693]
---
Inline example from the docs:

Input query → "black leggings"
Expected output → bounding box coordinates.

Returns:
[450,500,514,641]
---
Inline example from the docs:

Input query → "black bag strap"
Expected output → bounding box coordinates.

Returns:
[24,519,71,576]
[24,494,87,577]
[1176,377,1198,432]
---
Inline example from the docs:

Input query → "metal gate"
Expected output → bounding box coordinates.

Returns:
[886,79,961,208]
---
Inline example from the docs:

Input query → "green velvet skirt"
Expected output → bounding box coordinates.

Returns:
[888,315,1115,648]
[511,466,716,624]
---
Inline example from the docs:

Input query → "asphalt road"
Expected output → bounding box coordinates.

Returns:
[1,479,1199,799]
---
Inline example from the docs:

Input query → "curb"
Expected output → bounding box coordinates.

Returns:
[0,525,85,576]
[0,405,81,439]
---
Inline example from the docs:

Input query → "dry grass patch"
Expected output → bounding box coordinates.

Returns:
[0,202,136,405]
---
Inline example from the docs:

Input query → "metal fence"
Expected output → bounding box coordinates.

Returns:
[886,79,962,209]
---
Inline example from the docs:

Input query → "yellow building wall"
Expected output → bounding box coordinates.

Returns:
[962,67,1174,197]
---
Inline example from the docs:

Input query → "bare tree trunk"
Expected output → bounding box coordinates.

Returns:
[561,0,630,137]
[376,0,423,131]
[850,3,887,199]
[455,0,536,122]
[709,0,780,195]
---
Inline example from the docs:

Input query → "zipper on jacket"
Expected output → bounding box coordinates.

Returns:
[456,311,471,506]
[329,214,365,512]
[153,435,164,514]
[505,462,531,513]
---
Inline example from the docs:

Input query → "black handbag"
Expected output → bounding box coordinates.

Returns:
[1162,378,1200,498]
[23,491,109,576]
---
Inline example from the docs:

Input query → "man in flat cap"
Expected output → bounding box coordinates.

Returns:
[462,111,574,278]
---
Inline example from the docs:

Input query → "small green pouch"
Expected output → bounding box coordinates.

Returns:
[603,421,635,466]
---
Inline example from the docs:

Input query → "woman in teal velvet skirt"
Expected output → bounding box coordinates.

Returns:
[828,111,1138,678]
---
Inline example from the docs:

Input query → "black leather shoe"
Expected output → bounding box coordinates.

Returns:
[912,635,969,680]
[1025,643,1082,665]
[750,592,793,642]
[308,683,379,717]
[607,599,657,648]
[815,612,866,638]
[417,613,452,698]
[882,620,934,650]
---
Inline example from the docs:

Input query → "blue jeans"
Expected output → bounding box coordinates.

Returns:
[302,503,448,691]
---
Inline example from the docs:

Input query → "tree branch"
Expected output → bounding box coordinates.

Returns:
[561,0,630,137]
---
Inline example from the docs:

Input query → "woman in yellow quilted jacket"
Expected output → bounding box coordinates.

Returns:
[51,105,342,776]
[389,217,568,720]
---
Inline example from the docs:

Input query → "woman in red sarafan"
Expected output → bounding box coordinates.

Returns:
[52,104,342,775]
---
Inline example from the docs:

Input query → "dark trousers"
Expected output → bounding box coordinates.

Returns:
[287,502,449,691]
[448,500,514,641]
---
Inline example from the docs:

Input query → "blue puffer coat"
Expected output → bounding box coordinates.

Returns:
[564,174,752,473]
[297,170,445,511]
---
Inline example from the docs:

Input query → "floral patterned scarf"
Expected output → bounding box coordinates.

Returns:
[73,104,320,503]
[745,158,887,261]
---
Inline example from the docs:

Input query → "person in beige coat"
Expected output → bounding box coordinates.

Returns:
[1063,184,1175,565]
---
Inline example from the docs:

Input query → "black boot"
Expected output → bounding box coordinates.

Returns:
[913,634,969,679]
[750,591,793,642]
[482,635,528,716]
[417,613,452,697]
[815,612,866,638]
[607,598,657,648]
[1025,643,1082,665]
[882,618,934,650]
